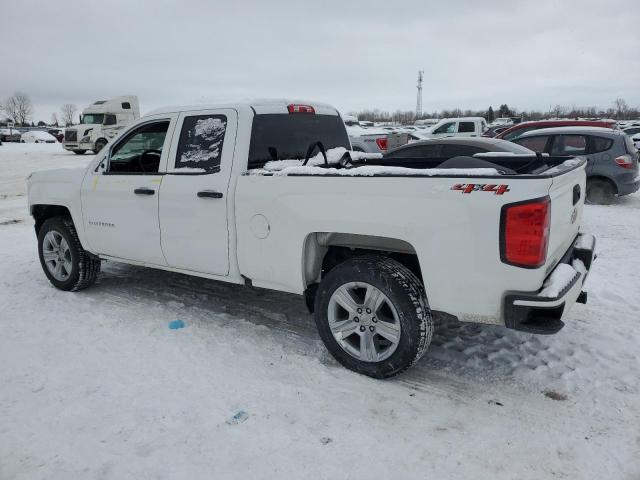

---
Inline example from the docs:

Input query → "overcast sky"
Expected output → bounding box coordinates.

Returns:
[1,0,638,122]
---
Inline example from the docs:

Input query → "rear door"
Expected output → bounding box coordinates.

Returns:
[158,109,238,275]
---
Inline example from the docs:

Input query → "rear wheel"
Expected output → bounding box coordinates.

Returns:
[94,139,107,153]
[586,178,615,204]
[38,217,100,291]
[72,149,86,155]
[314,255,433,378]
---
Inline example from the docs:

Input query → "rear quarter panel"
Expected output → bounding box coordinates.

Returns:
[235,172,567,324]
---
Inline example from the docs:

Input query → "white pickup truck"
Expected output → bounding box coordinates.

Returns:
[27,99,596,378]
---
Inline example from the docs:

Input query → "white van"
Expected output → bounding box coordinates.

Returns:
[63,96,140,154]
[422,117,488,139]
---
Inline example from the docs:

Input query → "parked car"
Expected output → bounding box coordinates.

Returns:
[497,119,616,142]
[47,129,64,142]
[347,125,408,154]
[489,117,513,127]
[482,125,512,138]
[384,137,534,162]
[622,126,640,137]
[421,117,488,139]
[26,99,595,378]
[512,127,639,204]
[20,131,58,143]
[0,127,22,142]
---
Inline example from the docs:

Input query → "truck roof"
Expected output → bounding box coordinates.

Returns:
[146,99,340,117]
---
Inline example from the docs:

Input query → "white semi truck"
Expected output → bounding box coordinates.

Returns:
[63,96,140,154]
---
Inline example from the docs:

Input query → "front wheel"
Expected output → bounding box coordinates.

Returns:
[72,149,86,155]
[314,255,433,378]
[38,217,101,291]
[94,139,107,153]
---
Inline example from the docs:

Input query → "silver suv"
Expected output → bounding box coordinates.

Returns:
[512,127,639,204]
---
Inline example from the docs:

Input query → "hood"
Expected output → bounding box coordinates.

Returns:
[27,167,87,184]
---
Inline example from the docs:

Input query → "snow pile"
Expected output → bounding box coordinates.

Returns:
[544,158,584,175]
[250,147,498,177]
[538,263,579,298]
[575,233,595,250]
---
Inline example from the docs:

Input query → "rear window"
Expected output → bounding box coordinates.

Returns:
[441,144,484,157]
[248,114,350,168]
[551,135,587,155]
[623,134,637,155]
[386,144,441,159]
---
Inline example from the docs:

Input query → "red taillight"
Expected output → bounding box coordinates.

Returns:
[500,197,550,268]
[287,104,315,114]
[375,137,388,151]
[614,155,633,169]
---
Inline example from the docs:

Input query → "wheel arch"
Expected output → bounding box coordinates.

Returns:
[301,232,424,312]
[587,175,618,194]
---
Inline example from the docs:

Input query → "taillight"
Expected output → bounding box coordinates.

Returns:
[614,155,633,169]
[500,197,550,268]
[287,104,315,114]
[375,137,388,151]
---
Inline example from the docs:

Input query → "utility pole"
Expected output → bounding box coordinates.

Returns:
[416,70,424,119]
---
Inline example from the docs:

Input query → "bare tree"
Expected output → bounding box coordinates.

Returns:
[614,98,628,119]
[1,92,34,125]
[50,112,59,127]
[60,104,77,126]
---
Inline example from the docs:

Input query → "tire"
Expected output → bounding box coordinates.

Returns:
[586,178,615,205]
[73,150,86,155]
[38,216,100,291]
[94,139,107,153]
[314,255,433,378]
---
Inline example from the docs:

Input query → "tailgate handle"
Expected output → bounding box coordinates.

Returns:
[573,185,581,205]
[134,187,155,196]
[197,190,223,199]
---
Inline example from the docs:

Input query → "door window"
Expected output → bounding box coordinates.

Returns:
[433,122,456,134]
[458,122,475,133]
[551,135,587,155]
[174,115,227,173]
[513,135,549,153]
[107,121,169,174]
[104,114,117,125]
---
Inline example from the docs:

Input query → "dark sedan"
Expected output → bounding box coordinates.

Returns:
[384,137,534,162]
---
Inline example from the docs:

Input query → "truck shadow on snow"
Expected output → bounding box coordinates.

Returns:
[94,261,570,390]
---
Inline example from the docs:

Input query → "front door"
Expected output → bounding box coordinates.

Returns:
[80,116,176,265]
[158,109,238,275]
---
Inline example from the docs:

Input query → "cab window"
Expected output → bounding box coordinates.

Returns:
[107,121,169,174]
[433,122,456,134]
[458,122,475,133]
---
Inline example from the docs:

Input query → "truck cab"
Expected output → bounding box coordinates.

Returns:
[424,117,488,139]
[63,95,140,155]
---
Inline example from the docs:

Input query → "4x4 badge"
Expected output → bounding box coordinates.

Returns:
[451,184,510,195]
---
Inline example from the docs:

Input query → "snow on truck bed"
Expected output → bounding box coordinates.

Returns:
[1,143,640,479]
[249,147,499,176]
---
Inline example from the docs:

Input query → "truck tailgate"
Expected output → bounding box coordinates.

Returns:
[544,162,586,272]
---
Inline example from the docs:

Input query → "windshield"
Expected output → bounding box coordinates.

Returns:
[81,114,105,124]
[248,114,350,168]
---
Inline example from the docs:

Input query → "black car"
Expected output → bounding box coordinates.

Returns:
[482,125,512,138]
[385,137,534,162]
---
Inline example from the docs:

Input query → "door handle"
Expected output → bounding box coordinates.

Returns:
[197,190,223,199]
[134,187,155,195]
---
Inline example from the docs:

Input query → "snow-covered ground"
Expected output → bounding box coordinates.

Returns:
[1,143,639,479]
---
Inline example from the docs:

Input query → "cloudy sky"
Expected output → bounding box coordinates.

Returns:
[1,0,638,122]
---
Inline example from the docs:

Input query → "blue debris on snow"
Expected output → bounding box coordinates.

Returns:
[169,320,185,330]
[226,411,249,425]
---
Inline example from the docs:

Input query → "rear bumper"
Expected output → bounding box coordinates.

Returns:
[503,233,596,334]
[618,173,640,196]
